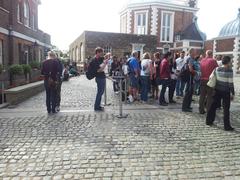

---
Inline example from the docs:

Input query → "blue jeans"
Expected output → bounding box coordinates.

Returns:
[176,78,185,96]
[140,76,150,101]
[94,77,106,109]
[44,80,57,113]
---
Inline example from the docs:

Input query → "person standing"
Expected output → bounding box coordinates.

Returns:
[91,47,108,111]
[199,50,218,114]
[128,51,140,101]
[206,56,235,131]
[175,51,186,97]
[182,48,197,112]
[140,52,152,103]
[159,52,171,106]
[41,51,61,114]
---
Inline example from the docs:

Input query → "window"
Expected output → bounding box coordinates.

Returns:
[23,0,30,27]
[0,0,3,7]
[104,46,112,54]
[161,11,174,42]
[0,40,3,65]
[120,14,127,33]
[135,12,147,35]
[32,15,35,30]
[17,2,23,23]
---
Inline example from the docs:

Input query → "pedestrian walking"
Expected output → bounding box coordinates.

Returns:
[206,56,235,131]
[41,51,62,114]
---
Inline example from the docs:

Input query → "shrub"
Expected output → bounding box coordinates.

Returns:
[0,64,3,74]
[30,61,40,69]
[9,64,24,75]
[21,64,32,74]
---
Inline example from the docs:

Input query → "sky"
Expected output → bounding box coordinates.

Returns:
[38,0,240,51]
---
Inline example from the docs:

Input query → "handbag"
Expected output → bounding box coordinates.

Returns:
[207,68,217,88]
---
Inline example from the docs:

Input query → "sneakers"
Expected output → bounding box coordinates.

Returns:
[159,102,168,106]
[225,127,234,131]
[94,106,104,111]
[169,100,176,104]
[182,108,192,112]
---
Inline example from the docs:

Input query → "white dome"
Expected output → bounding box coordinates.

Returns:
[219,9,240,37]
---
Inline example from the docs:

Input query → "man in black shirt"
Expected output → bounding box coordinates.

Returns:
[91,47,108,111]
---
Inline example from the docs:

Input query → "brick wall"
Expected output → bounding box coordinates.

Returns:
[204,40,214,51]
[216,38,234,52]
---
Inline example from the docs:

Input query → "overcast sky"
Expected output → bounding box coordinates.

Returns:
[38,0,240,51]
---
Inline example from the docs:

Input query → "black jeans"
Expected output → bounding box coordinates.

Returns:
[168,79,176,101]
[56,80,62,107]
[159,79,169,104]
[182,78,194,110]
[199,80,215,113]
[206,90,232,129]
[44,80,57,113]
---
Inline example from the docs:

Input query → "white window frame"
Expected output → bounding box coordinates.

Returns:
[104,46,112,54]
[160,11,175,43]
[17,3,21,23]
[0,40,3,65]
[23,0,30,27]
[32,14,36,30]
[134,10,148,35]
[120,14,127,33]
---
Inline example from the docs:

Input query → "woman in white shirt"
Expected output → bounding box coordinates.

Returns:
[140,52,152,103]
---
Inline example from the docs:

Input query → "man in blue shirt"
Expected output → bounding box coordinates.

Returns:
[128,51,140,101]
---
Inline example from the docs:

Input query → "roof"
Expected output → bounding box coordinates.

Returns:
[127,0,190,6]
[218,9,240,37]
[180,18,206,41]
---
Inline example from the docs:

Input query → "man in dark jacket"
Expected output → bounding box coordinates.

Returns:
[41,51,62,114]
[91,47,108,111]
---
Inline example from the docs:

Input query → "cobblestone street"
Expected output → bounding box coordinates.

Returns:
[1,76,240,179]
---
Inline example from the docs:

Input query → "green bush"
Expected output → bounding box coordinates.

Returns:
[21,64,32,74]
[30,61,40,69]
[9,64,24,75]
[0,64,3,74]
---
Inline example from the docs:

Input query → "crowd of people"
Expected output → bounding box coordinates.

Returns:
[103,48,235,131]
[41,47,235,132]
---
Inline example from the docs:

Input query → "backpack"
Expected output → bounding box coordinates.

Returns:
[179,62,191,82]
[86,60,97,80]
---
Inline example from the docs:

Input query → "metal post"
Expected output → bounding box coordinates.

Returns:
[117,77,128,119]
[124,78,127,104]
[104,77,111,106]
[1,81,4,104]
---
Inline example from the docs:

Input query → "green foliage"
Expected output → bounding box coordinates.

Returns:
[0,64,3,74]
[21,64,32,74]
[9,64,24,75]
[29,61,40,69]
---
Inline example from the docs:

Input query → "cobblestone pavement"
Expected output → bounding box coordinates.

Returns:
[0,76,240,179]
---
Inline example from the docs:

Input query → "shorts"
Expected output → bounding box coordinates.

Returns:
[129,73,139,89]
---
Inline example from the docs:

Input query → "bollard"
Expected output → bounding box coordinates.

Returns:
[115,76,128,119]
[104,76,111,106]
[124,78,127,104]
[1,81,4,104]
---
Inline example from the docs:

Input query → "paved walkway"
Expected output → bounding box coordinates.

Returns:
[0,76,240,179]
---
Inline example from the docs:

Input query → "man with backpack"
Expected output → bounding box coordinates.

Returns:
[89,47,108,111]
[182,48,197,112]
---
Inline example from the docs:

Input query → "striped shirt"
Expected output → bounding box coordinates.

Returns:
[215,67,235,95]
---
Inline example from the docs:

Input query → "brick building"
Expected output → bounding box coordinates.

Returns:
[0,0,51,68]
[204,9,240,75]
[69,0,205,65]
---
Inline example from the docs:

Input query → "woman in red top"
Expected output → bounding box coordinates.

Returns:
[159,52,171,106]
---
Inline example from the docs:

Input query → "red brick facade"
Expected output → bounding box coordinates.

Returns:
[0,0,51,67]
[216,38,235,52]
